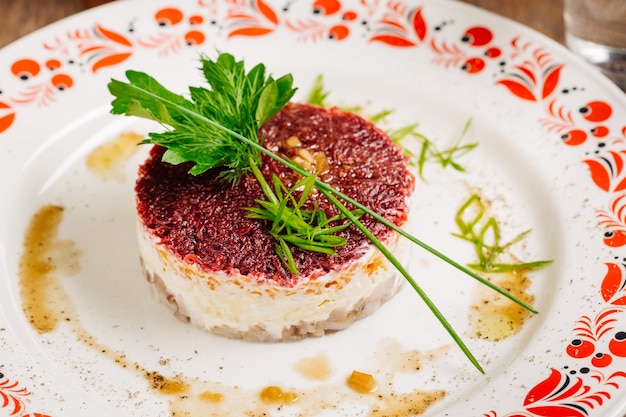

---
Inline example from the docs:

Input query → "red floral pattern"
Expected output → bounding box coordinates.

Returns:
[43,24,133,73]
[597,194,626,247]
[494,38,563,101]
[1,1,626,416]
[138,7,207,53]
[225,0,279,37]
[0,373,51,417]
[368,4,427,47]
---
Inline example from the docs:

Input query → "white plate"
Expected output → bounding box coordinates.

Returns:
[1,0,626,416]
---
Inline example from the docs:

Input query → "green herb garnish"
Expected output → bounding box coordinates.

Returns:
[306,73,367,115]
[246,158,361,274]
[306,75,476,180]
[306,74,330,107]
[390,118,477,181]
[108,52,539,373]
[109,53,296,183]
[454,194,553,273]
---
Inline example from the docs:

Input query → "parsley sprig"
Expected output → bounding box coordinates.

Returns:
[109,53,296,183]
[109,52,539,373]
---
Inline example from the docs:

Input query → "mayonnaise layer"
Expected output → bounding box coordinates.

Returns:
[137,219,408,341]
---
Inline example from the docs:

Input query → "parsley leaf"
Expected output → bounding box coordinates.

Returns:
[108,52,296,182]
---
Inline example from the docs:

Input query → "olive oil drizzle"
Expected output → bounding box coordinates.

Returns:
[18,204,447,416]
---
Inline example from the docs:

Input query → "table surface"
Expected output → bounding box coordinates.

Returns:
[1,0,565,49]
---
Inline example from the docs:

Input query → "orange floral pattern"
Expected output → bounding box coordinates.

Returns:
[0,373,51,417]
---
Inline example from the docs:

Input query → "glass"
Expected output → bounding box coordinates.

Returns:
[564,0,626,91]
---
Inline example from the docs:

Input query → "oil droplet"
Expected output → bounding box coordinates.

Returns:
[86,131,143,182]
[468,269,535,341]
[199,391,224,403]
[146,371,190,395]
[346,370,377,393]
[259,385,299,404]
[19,205,82,333]
[375,338,427,373]
[293,351,333,380]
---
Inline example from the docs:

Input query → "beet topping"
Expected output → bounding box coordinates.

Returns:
[135,102,415,286]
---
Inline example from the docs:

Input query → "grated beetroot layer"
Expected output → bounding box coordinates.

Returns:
[135,102,414,286]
